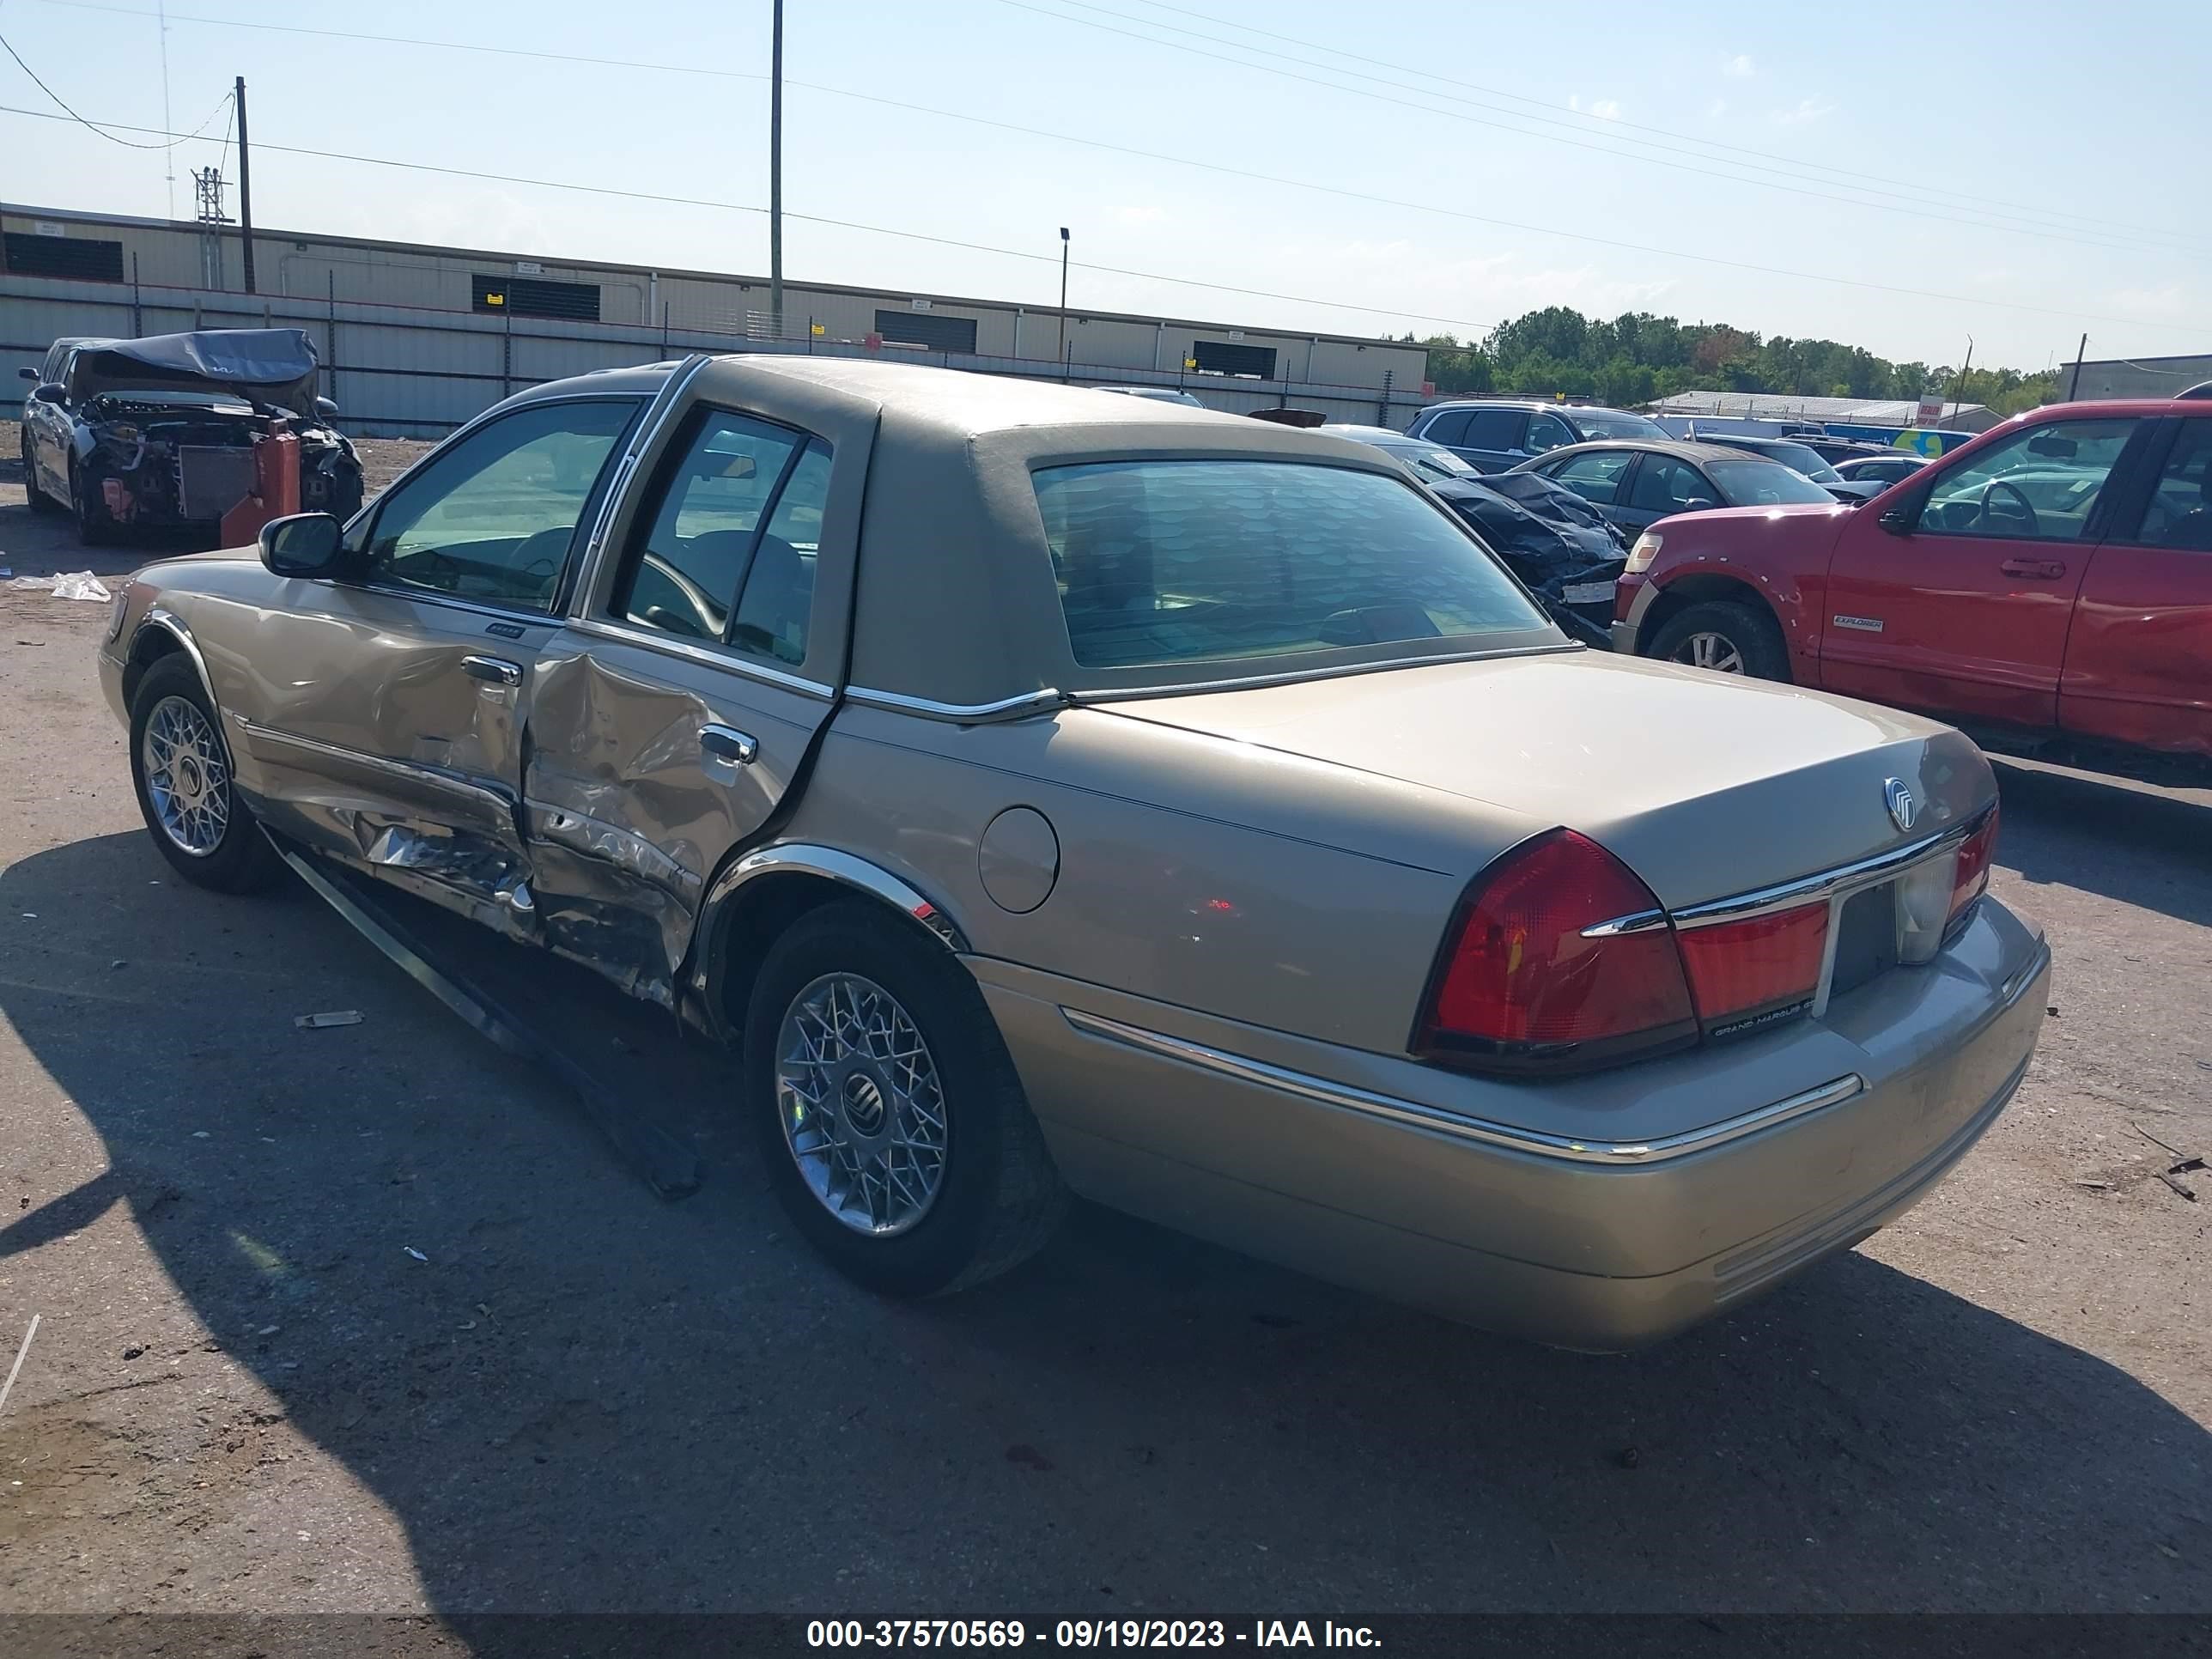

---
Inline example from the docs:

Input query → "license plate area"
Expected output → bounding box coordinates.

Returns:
[1828,881,1900,1000]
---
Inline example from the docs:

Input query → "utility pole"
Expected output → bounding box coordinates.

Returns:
[1944,336,1972,423]
[1057,226,1070,375]
[234,76,256,294]
[769,0,783,338]
[2067,332,2088,402]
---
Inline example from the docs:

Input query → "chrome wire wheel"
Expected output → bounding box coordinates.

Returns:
[141,695,233,856]
[775,972,949,1237]
[1671,630,1747,674]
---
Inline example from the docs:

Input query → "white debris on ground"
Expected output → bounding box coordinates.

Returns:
[6,571,112,601]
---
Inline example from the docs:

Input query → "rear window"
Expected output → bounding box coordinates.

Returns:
[1706,459,1836,507]
[1035,459,1547,671]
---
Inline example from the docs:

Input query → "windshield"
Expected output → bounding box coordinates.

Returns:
[1572,410,1670,441]
[1035,459,1547,671]
[1382,441,1479,481]
[1706,459,1838,507]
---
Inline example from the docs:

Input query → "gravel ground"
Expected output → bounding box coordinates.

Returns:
[0,439,2206,1631]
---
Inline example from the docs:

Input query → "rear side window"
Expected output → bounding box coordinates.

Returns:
[1551,450,1633,505]
[2131,421,2212,550]
[613,410,830,667]
[1463,409,1528,450]
[1035,459,1545,670]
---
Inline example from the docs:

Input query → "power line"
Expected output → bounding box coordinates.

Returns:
[2,99,2191,348]
[991,0,2209,260]
[0,26,227,147]
[26,0,2206,263]
[0,103,1507,331]
[1115,0,2196,250]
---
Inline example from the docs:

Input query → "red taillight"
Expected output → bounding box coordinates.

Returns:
[1417,830,1698,1073]
[1675,903,1829,1036]
[1948,807,1998,927]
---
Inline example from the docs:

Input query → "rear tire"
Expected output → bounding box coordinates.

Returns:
[127,654,282,893]
[1649,599,1790,682]
[22,433,61,514]
[745,899,1065,1298]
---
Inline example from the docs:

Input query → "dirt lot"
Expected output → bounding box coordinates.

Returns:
[0,431,2207,1633]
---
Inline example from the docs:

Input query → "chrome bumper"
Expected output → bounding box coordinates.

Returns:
[978,902,2050,1351]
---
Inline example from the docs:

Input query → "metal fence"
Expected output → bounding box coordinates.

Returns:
[3,270,1430,438]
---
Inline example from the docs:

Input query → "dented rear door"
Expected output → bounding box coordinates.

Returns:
[523,394,872,1005]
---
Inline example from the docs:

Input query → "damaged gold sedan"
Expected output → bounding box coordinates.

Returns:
[97,355,2049,1348]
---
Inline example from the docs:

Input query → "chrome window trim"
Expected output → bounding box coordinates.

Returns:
[1060,1007,1867,1166]
[844,685,1068,724]
[1060,641,1583,705]
[1670,807,1989,930]
[565,617,835,702]
[568,353,714,616]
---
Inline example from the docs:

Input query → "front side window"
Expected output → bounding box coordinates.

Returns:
[1705,459,1835,507]
[1919,418,2136,542]
[611,410,830,667]
[2131,420,2212,550]
[1035,460,1547,671]
[362,399,638,611]
[1628,453,1715,513]
[1550,450,1634,505]
[1525,412,1573,454]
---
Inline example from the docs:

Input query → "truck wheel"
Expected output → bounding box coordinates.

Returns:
[128,654,282,893]
[70,459,118,547]
[22,433,60,514]
[1650,600,1790,682]
[745,899,1066,1298]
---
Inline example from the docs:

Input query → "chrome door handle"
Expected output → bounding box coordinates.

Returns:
[461,654,523,685]
[700,723,759,765]
[1998,557,2065,580]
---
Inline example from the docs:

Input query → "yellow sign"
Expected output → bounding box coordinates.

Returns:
[1184,356,1198,370]
[483,292,505,307]
[811,323,826,337]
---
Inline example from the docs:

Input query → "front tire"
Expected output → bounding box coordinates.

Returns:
[128,654,281,892]
[70,459,117,546]
[745,900,1065,1297]
[1649,599,1791,681]
[22,433,61,514]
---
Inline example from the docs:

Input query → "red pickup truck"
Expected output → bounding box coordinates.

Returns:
[1611,398,2212,767]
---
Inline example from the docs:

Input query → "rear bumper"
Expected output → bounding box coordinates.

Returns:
[978,900,2049,1350]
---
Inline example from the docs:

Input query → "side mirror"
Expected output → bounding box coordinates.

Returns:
[313,396,340,421]
[18,366,38,381]
[258,513,345,576]
[32,384,65,404]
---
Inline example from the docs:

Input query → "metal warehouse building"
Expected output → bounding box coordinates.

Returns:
[1,204,1431,435]
[2060,353,2212,402]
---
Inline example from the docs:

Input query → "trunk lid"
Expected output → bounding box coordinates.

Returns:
[1090,650,1994,906]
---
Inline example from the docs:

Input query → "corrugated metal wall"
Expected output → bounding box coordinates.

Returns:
[2,210,1433,435]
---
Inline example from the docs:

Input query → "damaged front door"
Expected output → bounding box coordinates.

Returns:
[231,395,644,933]
[525,400,862,1005]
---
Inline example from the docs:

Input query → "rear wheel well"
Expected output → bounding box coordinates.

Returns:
[708,870,959,1042]
[1638,574,1779,653]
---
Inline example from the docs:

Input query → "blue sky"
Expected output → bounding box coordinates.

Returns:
[3,0,2204,371]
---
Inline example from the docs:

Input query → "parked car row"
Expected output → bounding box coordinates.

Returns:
[87,351,2050,1351]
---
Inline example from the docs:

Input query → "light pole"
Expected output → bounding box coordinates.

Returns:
[769,0,784,338]
[1057,226,1071,377]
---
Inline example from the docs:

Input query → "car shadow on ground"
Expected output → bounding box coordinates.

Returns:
[1992,757,2212,928]
[2,830,2207,1614]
